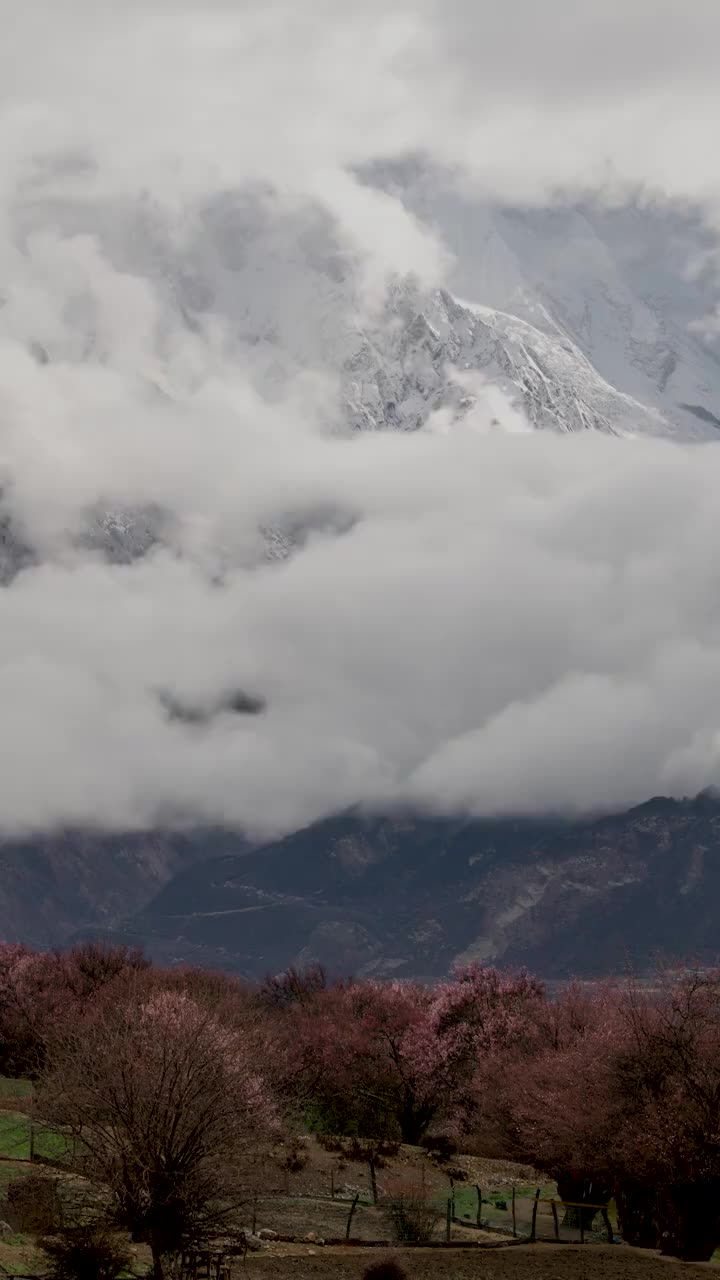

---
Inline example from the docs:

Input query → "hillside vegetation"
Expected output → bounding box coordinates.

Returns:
[0,943,719,1277]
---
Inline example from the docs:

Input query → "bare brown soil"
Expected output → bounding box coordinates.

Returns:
[244,1243,714,1280]
[272,1138,537,1203]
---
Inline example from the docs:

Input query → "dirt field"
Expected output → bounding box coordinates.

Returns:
[244,1243,714,1280]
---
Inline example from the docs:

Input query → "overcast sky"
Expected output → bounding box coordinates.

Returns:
[2,1,720,836]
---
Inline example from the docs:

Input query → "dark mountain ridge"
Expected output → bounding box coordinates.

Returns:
[63,792,720,981]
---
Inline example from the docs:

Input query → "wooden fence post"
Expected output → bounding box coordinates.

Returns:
[551,1199,560,1241]
[345,1192,360,1240]
[512,1184,517,1238]
[446,1198,452,1242]
[580,1207,585,1245]
[530,1188,540,1242]
[369,1157,378,1206]
[476,1185,483,1228]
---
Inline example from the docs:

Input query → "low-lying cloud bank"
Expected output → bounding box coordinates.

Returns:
[3,0,720,835]
[4,415,720,835]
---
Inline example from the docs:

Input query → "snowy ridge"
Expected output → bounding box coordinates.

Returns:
[3,195,720,579]
[375,180,720,439]
[342,282,676,438]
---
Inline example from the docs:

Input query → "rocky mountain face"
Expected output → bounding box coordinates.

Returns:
[0,828,249,949]
[77,793,720,981]
[0,264,679,582]
[381,177,720,438]
[343,282,672,437]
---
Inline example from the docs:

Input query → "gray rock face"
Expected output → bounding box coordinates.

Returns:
[341,282,672,438]
[0,828,250,949]
[241,1232,266,1252]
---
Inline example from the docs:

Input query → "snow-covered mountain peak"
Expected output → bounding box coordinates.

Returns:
[3,192,720,581]
[340,282,679,438]
[374,177,720,438]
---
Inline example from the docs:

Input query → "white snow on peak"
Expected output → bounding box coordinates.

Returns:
[3,188,720,577]
[375,174,720,439]
[340,281,676,438]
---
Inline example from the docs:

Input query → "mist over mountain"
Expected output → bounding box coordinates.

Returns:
[3,1,720,974]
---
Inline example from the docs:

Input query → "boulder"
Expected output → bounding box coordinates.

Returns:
[242,1232,266,1252]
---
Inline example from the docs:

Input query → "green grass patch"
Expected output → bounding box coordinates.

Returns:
[0,1113,33,1161]
[510,1182,557,1199]
[447,1184,479,1219]
[0,1111,71,1163]
[0,1079,33,1102]
[448,1181,557,1223]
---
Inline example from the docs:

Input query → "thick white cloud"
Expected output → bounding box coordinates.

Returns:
[4,423,720,834]
[3,2,720,215]
[2,0,720,836]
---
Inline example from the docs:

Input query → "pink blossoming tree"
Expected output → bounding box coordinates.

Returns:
[281,965,546,1145]
[40,985,276,1280]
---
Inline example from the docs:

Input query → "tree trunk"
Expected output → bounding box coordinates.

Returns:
[556,1174,610,1234]
[614,1182,658,1250]
[657,1184,720,1262]
[398,1094,435,1147]
[398,1112,425,1146]
[150,1234,167,1280]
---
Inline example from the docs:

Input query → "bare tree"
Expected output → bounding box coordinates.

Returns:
[38,984,275,1280]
